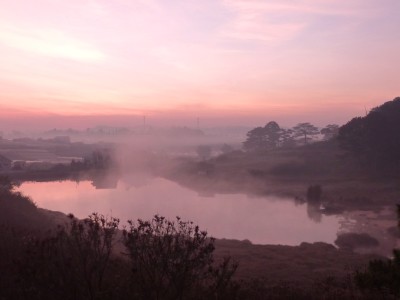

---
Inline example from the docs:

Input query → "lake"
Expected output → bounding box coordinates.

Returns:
[18,176,342,246]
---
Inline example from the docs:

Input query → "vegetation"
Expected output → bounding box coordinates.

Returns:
[321,124,339,140]
[243,121,287,151]
[166,98,400,214]
[1,174,400,299]
[338,97,400,173]
[292,122,320,145]
[242,121,326,152]
[123,215,237,299]
[0,177,237,299]
[2,97,400,298]
[354,204,400,298]
[18,213,120,300]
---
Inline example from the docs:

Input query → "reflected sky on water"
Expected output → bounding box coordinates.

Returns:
[19,177,342,245]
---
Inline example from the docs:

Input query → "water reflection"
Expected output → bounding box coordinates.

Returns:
[19,177,341,246]
[92,174,118,189]
[306,185,323,223]
[307,204,322,223]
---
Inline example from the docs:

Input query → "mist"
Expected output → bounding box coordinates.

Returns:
[2,0,400,297]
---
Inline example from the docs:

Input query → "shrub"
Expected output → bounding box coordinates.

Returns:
[19,213,120,300]
[122,215,237,300]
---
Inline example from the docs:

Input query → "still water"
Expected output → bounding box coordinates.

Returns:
[19,177,341,245]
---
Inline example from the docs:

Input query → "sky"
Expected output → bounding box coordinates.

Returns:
[0,0,399,130]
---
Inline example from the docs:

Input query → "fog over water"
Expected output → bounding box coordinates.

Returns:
[19,177,341,245]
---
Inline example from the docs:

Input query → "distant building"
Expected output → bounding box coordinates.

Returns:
[0,155,12,170]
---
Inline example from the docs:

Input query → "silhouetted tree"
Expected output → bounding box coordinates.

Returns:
[243,127,266,152]
[292,123,319,145]
[321,124,339,140]
[280,128,296,148]
[243,121,284,151]
[264,121,282,148]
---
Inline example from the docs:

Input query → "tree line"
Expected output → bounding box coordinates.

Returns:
[243,121,338,152]
[242,97,400,176]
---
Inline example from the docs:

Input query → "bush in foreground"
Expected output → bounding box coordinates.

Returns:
[123,215,237,300]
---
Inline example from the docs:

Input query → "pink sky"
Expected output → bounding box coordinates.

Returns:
[0,0,399,129]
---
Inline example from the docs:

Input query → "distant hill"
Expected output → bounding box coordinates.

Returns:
[339,97,400,174]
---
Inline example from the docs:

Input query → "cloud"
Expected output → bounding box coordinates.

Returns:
[0,22,106,62]
[222,0,361,16]
[219,0,368,43]
[221,19,305,43]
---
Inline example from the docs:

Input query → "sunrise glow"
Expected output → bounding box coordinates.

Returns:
[1,0,399,128]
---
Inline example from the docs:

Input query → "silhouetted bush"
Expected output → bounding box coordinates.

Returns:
[353,204,400,298]
[4,212,238,300]
[123,215,238,300]
[19,213,120,300]
[355,250,400,298]
[0,225,31,299]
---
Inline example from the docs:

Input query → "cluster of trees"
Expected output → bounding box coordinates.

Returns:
[243,121,338,152]
[338,97,400,172]
[71,149,114,171]
[241,97,400,174]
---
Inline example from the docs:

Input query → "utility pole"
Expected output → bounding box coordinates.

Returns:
[196,117,200,129]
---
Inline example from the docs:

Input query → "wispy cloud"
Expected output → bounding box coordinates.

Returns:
[219,0,368,43]
[0,21,106,62]
[223,0,356,15]
[222,0,361,16]
[221,18,305,43]
[0,0,398,126]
